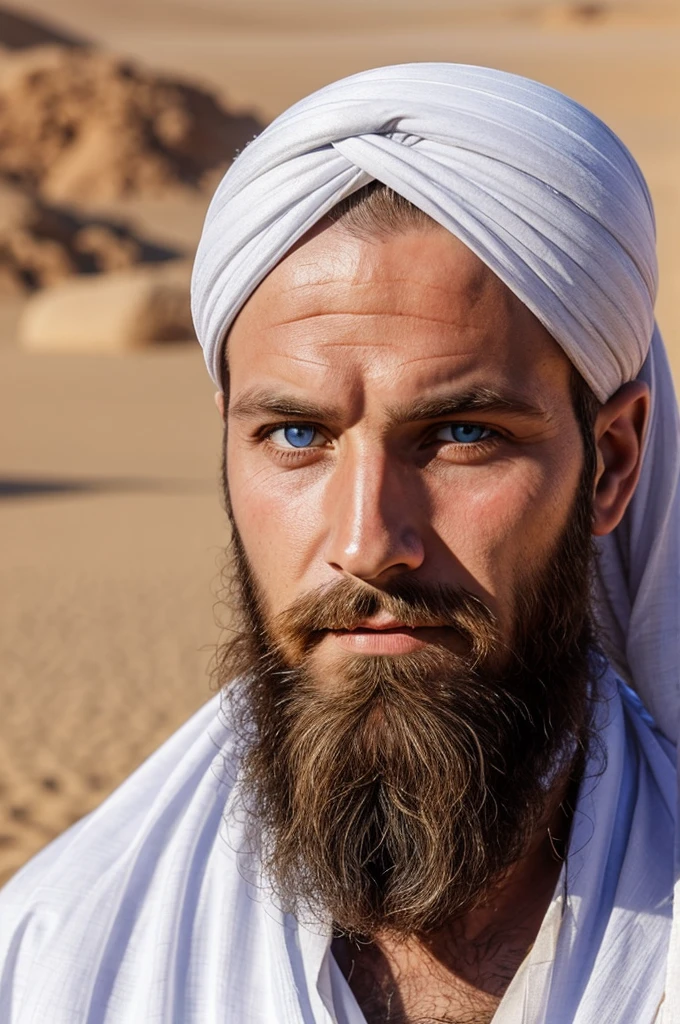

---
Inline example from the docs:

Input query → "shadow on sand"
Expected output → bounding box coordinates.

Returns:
[0,475,215,500]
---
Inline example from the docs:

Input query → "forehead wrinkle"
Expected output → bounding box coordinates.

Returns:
[271,263,497,296]
[387,351,482,370]
[279,274,472,296]
[268,278,491,317]
[265,350,335,370]
[269,310,474,330]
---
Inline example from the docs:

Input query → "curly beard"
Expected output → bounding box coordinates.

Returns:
[216,462,596,939]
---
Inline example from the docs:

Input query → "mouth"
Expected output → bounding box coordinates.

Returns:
[329,620,451,655]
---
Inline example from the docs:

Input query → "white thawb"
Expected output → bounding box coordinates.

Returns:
[0,63,677,1022]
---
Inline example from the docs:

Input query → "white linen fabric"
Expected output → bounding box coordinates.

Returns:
[0,668,674,1024]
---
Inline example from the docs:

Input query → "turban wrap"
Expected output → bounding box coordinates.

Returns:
[191,64,680,1012]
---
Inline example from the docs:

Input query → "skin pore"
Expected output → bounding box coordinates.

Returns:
[218,222,648,1023]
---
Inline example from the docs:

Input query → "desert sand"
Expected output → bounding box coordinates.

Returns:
[0,0,678,883]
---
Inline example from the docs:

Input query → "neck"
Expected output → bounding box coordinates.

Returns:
[332,776,576,1024]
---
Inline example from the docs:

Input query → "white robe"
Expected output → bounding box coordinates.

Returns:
[0,666,673,1023]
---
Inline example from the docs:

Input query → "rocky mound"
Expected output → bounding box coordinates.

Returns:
[19,260,194,352]
[0,181,177,292]
[0,45,261,202]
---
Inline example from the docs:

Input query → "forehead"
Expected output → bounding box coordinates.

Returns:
[226,223,572,407]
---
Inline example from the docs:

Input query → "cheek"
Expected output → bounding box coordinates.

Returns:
[226,444,327,610]
[430,453,581,604]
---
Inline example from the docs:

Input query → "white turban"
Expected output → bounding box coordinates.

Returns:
[192,62,679,749]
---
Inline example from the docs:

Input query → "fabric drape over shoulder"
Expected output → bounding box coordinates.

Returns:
[190,62,680,1012]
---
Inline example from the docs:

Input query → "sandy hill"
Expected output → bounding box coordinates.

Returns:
[0,44,261,202]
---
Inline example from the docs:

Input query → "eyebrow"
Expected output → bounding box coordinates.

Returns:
[228,385,546,425]
[385,388,547,426]
[229,388,343,422]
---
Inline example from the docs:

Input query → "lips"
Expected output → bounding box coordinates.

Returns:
[341,624,412,635]
[328,620,450,656]
[348,626,413,633]
[338,617,420,633]
[334,618,444,636]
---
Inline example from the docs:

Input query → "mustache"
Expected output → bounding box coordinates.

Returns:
[268,575,500,665]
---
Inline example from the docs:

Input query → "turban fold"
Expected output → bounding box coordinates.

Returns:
[192,62,679,752]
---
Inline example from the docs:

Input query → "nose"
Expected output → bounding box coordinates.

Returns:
[322,444,426,583]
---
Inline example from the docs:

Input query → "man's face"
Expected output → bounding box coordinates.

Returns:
[219,223,595,937]
[226,223,584,659]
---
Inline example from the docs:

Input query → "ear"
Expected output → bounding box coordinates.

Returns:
[592,380,649,537]
[215,391,226,421]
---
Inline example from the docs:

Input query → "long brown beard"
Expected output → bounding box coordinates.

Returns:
[217,463,596,939]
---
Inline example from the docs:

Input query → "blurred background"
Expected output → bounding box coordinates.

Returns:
[0,0,677,884]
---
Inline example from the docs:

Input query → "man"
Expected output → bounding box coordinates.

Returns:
[0,63,677,1023]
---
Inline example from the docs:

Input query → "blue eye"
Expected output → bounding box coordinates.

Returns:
[285,425,316,448]
[270,424,323,449]
[436,423,491,444]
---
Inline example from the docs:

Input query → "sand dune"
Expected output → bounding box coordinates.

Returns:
[0,0,678,881]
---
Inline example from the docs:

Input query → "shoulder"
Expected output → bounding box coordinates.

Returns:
[0,689,247,1021]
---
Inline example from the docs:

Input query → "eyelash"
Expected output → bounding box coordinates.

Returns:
[257,422,502,462]
[257,425,325,463]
